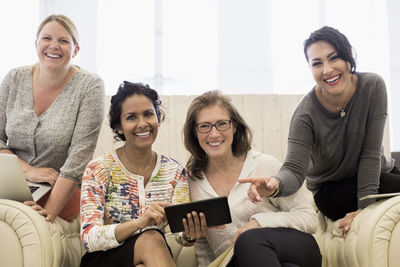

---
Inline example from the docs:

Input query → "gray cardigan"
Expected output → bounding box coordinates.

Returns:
[275,72,393,209]
[0,65,105,184]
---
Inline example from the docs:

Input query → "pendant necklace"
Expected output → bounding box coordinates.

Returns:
[321,90,347,118]
[325,99,346,118]
[335,106,346,118]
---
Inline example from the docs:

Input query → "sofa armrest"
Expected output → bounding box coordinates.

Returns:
[314,196,400,267]
[0,199,84,267]
[0,199,55,267]
[356,196,400,267]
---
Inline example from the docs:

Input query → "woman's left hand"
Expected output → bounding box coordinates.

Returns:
[183,211,208,241]
[232,219,260,243]
[338,209,362,238]
[24,201,54,221]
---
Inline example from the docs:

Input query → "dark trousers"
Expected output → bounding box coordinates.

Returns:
[314,167,400,221]
[228,227,321,267]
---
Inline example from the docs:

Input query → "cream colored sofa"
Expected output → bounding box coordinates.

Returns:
[0,94,398,267]
[0,199,83,267]
[0,198,195,267]
[315,196,400,267]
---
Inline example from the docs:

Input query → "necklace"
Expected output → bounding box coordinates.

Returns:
[121,146,156,178]
[320,90,347,118]
[329,102,346,118]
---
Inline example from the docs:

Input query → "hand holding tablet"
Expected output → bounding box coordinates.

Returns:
[165,196,232,233]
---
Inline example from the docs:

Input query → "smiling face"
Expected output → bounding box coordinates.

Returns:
[35,21,79,71]
[195,104,236,160]
[307,41,352,96]
[119,94,159,151]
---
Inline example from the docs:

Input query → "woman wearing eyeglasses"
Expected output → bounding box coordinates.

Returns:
[182,90,321,267]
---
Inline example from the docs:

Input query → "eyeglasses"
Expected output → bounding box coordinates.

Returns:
[195,120,232,133]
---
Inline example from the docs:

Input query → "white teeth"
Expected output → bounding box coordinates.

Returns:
[46,53,61,58]
[208,141,223,146]
[136,131,150,136]
[325,75,340,83]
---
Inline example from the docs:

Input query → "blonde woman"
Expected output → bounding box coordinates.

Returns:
[0,14,104,221]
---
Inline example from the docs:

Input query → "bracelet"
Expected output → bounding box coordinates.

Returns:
[269,186,280,198]
[184,236,197,243]
[178,232,197,245]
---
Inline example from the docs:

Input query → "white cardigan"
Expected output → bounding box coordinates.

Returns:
[189,150,318,267]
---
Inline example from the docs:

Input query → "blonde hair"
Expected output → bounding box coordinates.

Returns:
[36,14,79,45]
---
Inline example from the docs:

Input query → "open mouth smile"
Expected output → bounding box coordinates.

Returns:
[207,140,224,146]
[135,131,151,137]
[324,74,342,85]
[45,53,62,58]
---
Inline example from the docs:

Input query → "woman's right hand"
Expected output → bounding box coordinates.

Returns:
[338,209,362,238]
[183,211,209,240]
[238,177,280,203]
[24,166,59,187]
[24,201,53,221]
[137,202,170,228]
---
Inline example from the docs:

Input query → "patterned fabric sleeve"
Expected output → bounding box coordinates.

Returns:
[80,158,121,252]
[171,168,190,205]
[171,167,194,246]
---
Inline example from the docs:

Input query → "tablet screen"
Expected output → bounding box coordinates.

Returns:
[164,196,232,233]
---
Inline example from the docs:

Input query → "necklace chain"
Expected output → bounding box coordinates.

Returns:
[319,74,357,118]
[121,146,155,178]
[320,90,347,118]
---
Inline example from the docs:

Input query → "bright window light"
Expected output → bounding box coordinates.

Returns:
[161,0,217,95]
[97,0,217,95]
[97,0,155,94]
[270,0,319,94]
[0,0,39,79]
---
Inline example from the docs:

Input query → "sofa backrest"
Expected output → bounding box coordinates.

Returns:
[94,94,391,165]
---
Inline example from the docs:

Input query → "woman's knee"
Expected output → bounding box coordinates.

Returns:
[135,230,168,252]
[235,228,271,252]
[236,228,262,243]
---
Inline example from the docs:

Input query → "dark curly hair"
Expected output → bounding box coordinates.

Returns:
[304,26,357,74]
[109,81,165,141]
[183,90,253,180]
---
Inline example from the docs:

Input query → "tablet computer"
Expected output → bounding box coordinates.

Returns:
[165,196,232,233]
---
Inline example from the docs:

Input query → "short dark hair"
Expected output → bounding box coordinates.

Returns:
[304,26,357,73]
[109,81,165,141]
[183,90,253,180]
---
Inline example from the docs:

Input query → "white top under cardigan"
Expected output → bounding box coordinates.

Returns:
[189,150,318,267]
